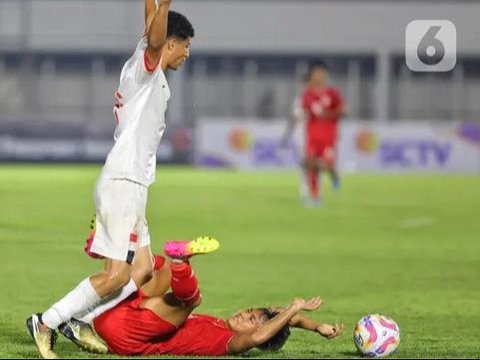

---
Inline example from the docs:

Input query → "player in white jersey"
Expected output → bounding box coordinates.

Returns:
[25,1,207,358]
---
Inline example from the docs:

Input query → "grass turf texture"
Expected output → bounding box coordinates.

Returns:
[1,165,479,359]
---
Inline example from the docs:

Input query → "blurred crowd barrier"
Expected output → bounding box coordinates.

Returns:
[1,53,480,126]
[196,119,480,173]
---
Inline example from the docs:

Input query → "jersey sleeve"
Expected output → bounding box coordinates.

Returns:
[134,38,161,84]
[207,328,236,356]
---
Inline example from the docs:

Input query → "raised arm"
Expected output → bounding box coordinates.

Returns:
[145,0,172,70]
[289,313,344,338]
[271,298,344,339]
[145,0,157,32]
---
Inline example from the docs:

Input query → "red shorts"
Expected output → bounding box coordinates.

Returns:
[305,137,337,165]
[93,291,177,356]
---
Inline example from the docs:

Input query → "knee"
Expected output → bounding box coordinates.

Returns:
[182,293,202,309]
[132,263,154,287]
[103,270,131,293]
[303,157,315,169]
[192,295,202,308]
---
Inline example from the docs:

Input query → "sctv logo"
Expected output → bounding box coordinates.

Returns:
[356,130,452,168]
[228,128,300,167]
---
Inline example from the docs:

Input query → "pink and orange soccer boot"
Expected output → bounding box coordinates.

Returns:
[164,236,220,260]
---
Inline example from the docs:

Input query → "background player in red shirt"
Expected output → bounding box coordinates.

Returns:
[283,61,345,207]
[59,238,344,357]
[302,61,345,205]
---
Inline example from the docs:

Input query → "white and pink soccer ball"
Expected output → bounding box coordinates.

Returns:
[353,314,400,357]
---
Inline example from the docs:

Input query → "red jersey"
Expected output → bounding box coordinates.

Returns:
[93,291,236,357]
[302,86,343,143]
[147,314,236,356]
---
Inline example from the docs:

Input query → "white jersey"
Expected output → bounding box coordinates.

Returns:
[101,37,171,187]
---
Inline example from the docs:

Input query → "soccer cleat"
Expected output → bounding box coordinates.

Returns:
[26,314,58,359]
[164,236,220,259]
[58,318,108,354]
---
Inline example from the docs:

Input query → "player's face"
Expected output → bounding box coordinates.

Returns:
[168,37,192,70]
[310,68,328,88]
[227,308,268,334]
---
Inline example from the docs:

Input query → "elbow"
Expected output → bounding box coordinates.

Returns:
[250,333,268,347]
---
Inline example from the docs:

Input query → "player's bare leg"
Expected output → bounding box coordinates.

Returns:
[142,236,219,327]
[76,245,154,322]
[51,237,215,355]
[89,260,132,297]
[131,244,155,286]
[301,157,317,204]
[141,255,172,297]
[302,157,324,207]
[26,258,133,358]
[324,147,340,191]
[57,245,154,353]
[26,262,126,358]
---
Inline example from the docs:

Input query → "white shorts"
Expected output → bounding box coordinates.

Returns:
[89,178,151,262]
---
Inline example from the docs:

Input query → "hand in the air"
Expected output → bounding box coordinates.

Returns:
[301,296,324,311]
[292,296,324,311]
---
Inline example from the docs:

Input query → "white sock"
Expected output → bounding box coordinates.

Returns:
[75,278,138,324]
[42,278,101,330]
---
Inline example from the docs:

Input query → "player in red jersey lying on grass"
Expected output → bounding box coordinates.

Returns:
[58,237,344,356]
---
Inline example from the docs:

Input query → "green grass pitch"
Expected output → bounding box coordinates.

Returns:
[1,165,479,359]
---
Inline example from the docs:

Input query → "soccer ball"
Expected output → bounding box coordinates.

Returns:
[353,314,400,357]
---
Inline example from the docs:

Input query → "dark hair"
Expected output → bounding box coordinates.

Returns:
[306,60,329,80]
[167,11,195,40]
[257,309,291,352]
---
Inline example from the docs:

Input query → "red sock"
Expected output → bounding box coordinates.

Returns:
[152,255,166,271]
[307,170,319,199]
[170,262,201,306]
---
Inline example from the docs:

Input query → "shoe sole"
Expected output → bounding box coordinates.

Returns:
[69,336,108,354]
[187,236,220,256]
[165,236,220,259]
